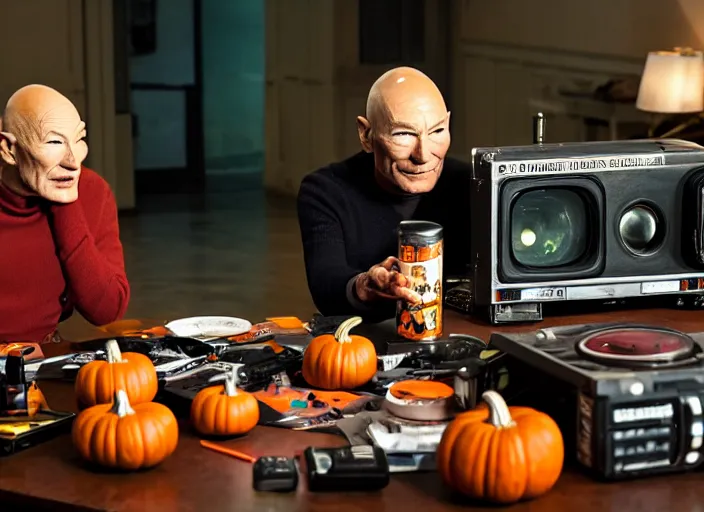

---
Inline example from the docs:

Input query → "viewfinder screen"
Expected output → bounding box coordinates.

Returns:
[510,189,588,268]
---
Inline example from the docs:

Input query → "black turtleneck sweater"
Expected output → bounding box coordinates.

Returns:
[297,151,472,322]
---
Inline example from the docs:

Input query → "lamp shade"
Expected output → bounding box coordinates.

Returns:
[636,49,704,114]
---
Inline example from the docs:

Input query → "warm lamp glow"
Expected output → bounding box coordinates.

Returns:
[636,48,704,114]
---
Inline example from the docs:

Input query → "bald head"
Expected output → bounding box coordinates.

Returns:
[0,84,87,203]
[2,84,80,145]
[364,67,447,129]
[356,67,451,195]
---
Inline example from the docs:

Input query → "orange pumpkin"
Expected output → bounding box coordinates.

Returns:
[190,365,259,436]
[302,316,377,390]
[436,390,564,504]
[72,389,179,470]
[74,338,158,409]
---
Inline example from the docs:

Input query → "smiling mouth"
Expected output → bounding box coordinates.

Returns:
[398,166,438,176]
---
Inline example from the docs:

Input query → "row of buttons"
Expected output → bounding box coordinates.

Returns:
[609,395,703,470]
[686,396,703,462]
[612,426,670,441]
[613,440,670,458]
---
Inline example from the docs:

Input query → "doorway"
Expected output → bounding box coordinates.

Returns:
[201,0,266,193]
[128,0,204,194]
[127,0,265,195]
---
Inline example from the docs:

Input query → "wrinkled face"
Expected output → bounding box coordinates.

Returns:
[372,93,451,194]
[13,103,88,203]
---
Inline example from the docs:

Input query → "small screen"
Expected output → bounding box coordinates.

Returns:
[510,188,589,268]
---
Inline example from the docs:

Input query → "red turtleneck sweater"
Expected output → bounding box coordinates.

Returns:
[0,167,130,342]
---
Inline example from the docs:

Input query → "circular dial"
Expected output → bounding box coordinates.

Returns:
[577,327,694,363]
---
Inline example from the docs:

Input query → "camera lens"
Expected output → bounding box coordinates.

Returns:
[618,204,661,255]
[511,189,588,268]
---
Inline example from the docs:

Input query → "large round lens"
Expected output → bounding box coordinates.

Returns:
[619,205,660,254]
[511,189,588,268]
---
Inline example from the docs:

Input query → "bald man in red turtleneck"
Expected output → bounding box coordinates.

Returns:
[0,84,130,342]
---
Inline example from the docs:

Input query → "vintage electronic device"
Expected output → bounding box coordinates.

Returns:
[303,445,390,491]
[0,346,75,456]
[0,345,47,417]
[487,324,704,480]
[252,456,299,492]
[62,336,216,382]
[162,342,303,401]
[0,410,76,456]
[379,334,487,375]
[464,114,704,323]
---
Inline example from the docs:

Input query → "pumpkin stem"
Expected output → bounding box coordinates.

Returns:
[223,364,244,396]
[483,390,515,428]
[334,316,363,343]
[110,389,135,418]
[105,339,123,363]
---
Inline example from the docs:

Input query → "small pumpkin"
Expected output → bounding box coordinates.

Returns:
[302,316,377,390]
[436,390,564,504]
[72,389,179,470]
[74,338,158,409]
[190,365,260,436]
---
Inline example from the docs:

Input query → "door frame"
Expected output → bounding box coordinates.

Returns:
[132,0,206,194]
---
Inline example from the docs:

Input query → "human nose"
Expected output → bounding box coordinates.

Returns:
[410,136,431,164]
[60,147,80,171]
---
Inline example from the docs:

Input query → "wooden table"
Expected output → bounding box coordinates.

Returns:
[4,306,704,511]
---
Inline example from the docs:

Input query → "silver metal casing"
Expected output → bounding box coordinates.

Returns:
[469,138,704,322]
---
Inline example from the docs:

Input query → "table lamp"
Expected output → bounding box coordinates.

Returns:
[636,47,704,138]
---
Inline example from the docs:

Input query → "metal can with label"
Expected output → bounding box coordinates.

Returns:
[396,220,444,341]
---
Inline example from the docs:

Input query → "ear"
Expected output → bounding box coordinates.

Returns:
[0,132,17,166]
[356,116,373,153]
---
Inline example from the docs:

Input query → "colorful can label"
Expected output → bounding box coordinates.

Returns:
[396,221,444,341]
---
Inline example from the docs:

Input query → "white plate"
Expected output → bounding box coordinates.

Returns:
[165,316,252,340]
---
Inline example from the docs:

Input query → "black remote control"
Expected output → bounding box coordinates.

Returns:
[303,445,390,492]
[252,456,299,492]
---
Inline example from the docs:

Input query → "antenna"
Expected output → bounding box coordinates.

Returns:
[532,112,546,144]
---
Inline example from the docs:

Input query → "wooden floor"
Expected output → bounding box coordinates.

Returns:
[62,176,317,335]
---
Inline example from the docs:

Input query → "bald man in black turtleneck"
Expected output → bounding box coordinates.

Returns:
[297,67,472,322]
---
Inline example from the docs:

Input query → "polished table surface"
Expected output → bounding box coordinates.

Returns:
[5,307,704,511]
